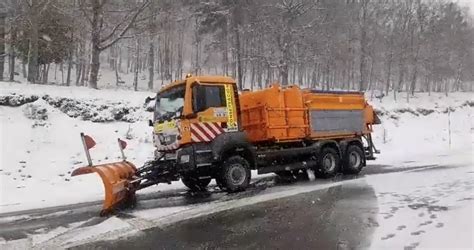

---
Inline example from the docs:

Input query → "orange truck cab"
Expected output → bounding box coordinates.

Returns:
[143,75,380,192]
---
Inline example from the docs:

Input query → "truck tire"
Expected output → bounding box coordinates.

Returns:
[218,156,251,192]
[315,147,340,178]
[342,145,364,174]
[181,176,211,191]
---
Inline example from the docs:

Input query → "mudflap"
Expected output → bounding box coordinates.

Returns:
[71,161,138,215]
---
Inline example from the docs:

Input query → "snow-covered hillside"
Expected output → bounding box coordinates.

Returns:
[0,81,472,213]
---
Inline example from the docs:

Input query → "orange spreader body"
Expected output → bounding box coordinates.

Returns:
[240,84,377,143]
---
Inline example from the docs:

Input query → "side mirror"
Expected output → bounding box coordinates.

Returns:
[148,120,154,127]
[145,96,152,103]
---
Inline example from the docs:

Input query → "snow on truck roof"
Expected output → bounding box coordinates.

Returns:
[158,75,235,93]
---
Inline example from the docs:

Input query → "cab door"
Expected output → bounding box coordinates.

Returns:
[188,82,238,143]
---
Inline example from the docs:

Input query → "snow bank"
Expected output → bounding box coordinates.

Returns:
[0,83,157,213]
[370,93,473,166]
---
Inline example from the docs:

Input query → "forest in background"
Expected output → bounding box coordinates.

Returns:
[0,0,473,100]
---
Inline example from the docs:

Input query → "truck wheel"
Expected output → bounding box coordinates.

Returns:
[219,156,251,192]
[182,176,211,191]
[342,145,365,174]
[315,147,340,178]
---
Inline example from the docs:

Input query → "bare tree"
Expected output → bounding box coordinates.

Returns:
[147,1,157,90]
[0,12,5,81]
[79,0,149,89]
[7,0,470,96]
[358,0,370,91]
[22,0,51,83]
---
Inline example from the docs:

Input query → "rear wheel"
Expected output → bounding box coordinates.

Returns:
[314,147,341,178]
[342,145,365,174]
[181,176,211,191]
[218,156,251,192]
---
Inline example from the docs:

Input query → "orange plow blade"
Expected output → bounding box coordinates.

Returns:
[71,161,138,215]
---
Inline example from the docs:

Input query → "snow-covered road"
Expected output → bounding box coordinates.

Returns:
[1,157,472,249]
[80,163,473,250]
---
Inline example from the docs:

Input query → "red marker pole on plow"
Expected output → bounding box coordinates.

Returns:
[118,138,127,161]
[80,132,96,166]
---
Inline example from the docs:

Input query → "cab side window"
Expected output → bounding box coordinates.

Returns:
[193,85,227,113]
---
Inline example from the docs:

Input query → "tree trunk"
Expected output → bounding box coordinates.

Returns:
[148,41,154,90]
[75,39,83,86]
[89,46,100,89]
[42,64,49,84]
[115,61,120,86]
[359,0,369,92]
[385,43,393,96]
[27,14,39,83]
[81,52,88,85]
[9,25,16,81]
[395,57,405,101]
[88,0,101,89]
[234,24,243,90]
[118,46,122,73]
[367,58,374,91]
[22,61,27,78]
[76,63,82,86]
[60,62,64,84]
[222,18,229,76]
[325,62,330,90]
[176,29,184,79]
[193,18,200,76]
[66,33,74,86]
[0,13,5,81]
[127,45,131,74]
[133,37,140,91]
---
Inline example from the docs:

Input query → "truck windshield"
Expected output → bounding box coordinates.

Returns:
[155,85,185,122]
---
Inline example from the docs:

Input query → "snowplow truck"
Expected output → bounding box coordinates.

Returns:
[72,75,380,215]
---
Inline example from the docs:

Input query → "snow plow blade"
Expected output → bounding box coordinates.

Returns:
[71,161,137,215]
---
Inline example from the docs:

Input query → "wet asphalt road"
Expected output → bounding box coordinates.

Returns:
[0,163,440,249]
[76,182,378,250]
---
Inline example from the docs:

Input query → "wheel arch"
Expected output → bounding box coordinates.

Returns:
[313,140,342,157]
[211,132,256,169]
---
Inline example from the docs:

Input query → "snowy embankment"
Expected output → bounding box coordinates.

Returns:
[369,93,473,166]
[0,81,473,213]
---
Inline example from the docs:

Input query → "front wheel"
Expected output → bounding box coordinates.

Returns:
[182,176,211,191]
[218,156,251,192]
